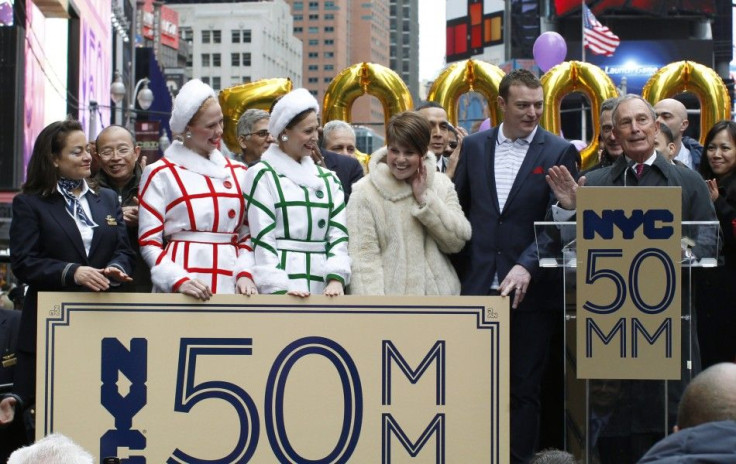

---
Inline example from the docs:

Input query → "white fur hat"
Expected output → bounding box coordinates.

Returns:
[269,88,320,138]
[169,79,217,134]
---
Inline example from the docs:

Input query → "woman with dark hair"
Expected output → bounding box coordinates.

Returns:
[697,120,736,367]
[243,88,350,296]
[1,118,134,432]
[138,79,257,299]
[346,111,471,295]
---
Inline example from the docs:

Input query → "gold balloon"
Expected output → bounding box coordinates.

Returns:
[354,149,370,173]
[427,59,505,127]
[642,60,731,145]
[540,61,619,170]
[218,78,293,153]
[323,62,413,131]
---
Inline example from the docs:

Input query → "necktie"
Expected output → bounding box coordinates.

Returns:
[635,163,644,178]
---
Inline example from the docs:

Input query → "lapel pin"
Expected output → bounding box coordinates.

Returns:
[106,215,117,226]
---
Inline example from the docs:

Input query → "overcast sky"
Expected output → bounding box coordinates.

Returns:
[418,0,447,81]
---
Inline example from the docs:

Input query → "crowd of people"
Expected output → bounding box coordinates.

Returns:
[0,68,734,463]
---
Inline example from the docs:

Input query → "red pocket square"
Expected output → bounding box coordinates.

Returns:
[532,166,544,174]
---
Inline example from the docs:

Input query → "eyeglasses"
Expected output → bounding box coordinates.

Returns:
[98,145,134,159]
[245,130,270,139]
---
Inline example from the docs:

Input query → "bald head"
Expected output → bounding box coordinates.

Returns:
[654,98,689,149]
[677,363,736,430]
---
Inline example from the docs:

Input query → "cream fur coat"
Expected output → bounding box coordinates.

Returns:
[346,148,471,295]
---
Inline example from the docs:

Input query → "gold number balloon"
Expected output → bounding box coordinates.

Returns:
[642,60,731,145]
[427,59,505,127]
[218,78,293,153]
[540,61,619,170]
[322,62,413,131]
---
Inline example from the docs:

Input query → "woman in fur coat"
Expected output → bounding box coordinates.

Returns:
[138,79,256,299]
[242,88,351,296]
[347,111,471,295]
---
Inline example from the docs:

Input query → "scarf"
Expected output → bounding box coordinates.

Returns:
[57,178,98,228]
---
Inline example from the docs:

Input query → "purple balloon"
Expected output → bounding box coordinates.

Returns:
[533,32,567,72]
[478,118,491,132]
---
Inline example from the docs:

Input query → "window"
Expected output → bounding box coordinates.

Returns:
[325,1,336,9]
[231,30,240,43]
[308,77,318,83]
[231,76,240,85]
[212,77,221,90]
[294,14,303,21]
[213,53,221,67]
[308,52,318,58]
[308,39,318,46]
[201,77,210,85]
[308,64,318,71]
[242,53,251,66]
[310,90,318,96]
[324,26,334,32]
[180,27,192,40]
[243,76,252,83]
[308,27,318,33]
[325,13,334,20]
[308,1,318,9]
[293,1,303,9]
[324,77,332,83]
[213,30,221,43]
[309,14,319,20]
[324,51,334,58]
[294,27,303,33]
[243,30,251,43]
[324,64,334,71]
[324,39,334,45]
[201,53,210,66]
[231,52,240,66]
[202,30,211,43]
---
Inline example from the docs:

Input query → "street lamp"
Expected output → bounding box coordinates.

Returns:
[129,78,154,130]
[110,71,126,105]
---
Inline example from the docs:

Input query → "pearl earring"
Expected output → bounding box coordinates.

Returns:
[281,135,288,142]
[185,131,192,139]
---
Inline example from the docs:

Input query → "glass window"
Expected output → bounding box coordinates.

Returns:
[308,39,318,46]
[231,30,240,43]
[325,13,334,20]
[324,64,334,71]
[308,27,318,34]
[294,27,303,33]
[308,52,318,58]
[243,76,252,83]
[293,1,303,9]
[243,53,251,66]
[212,77,221,90]
[325,1,336,9]
[324,39,334,45]
[324,51,334,58]
[213,53,221,67]
[324,26,334,32]
[308,77,318,83]
[308,64,319,71]
[201,77,210,85]
[202,30,211,43]
[231,52,240,67]
[243,30,251,43]
[202,53,210,67]
[309,14,319,20]
[213,30,221,43]
[324,77,332,83]
[308,1,318,9]
[294,14,303,21]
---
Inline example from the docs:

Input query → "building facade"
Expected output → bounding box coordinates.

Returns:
[168,0,302,91]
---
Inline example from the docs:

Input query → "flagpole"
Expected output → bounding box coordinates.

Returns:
[581,0,586,63]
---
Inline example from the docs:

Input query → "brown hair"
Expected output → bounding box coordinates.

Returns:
[387,112,431,156]
[22,118,92,196]
[498,69,542,101]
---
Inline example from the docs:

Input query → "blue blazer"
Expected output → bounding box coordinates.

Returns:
[453,126,578,307]
[322,149,365,203]
[10,188,135,355]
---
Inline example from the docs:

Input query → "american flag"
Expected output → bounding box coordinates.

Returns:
[583,4,620,56]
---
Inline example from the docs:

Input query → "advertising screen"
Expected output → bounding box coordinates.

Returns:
[552,0,715,17]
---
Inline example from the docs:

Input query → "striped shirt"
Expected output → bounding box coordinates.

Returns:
[495,124,537,211]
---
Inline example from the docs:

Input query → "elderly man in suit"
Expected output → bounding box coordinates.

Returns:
[453,68,579,463]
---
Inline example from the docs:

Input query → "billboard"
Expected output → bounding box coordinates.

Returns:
[160,5,179,50]
[552,0,715,17]
[446,0,504,62]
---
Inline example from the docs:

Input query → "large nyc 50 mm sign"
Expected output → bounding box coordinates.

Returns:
[36,294,509,463]
[577,187,682,379]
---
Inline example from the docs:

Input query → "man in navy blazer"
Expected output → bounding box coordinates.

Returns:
[320,148,364,203]
[453,69,578,463]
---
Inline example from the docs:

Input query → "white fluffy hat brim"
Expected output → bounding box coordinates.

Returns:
[269,88,320,138]
[170,79,217,134]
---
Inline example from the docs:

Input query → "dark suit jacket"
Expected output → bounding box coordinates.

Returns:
[10,189,135,356]
[453,126,578,307]
[322,149,364,203]
[0,308,19,387]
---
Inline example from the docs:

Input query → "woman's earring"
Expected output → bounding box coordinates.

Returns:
[281,135,288,142]
[185,131,192,139]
